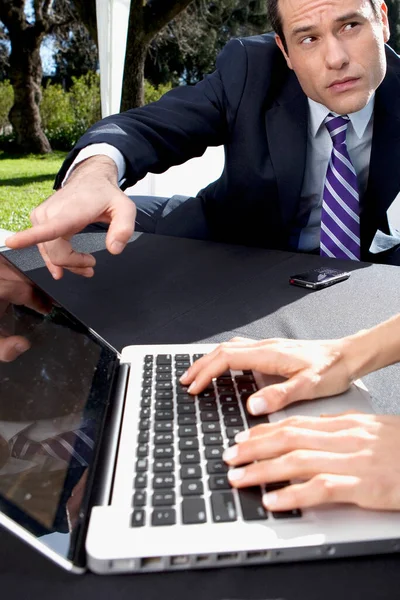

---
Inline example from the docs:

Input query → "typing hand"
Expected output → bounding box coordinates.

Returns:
[5,156,137,279]
[222,413,400,511]
[0,256,50,361]
[181,336,355,415]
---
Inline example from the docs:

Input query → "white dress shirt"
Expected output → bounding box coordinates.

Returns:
[65,96,375,252]
[297,96,374,251]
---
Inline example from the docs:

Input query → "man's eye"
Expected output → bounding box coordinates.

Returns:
[343,22,359,31]
[301,36,315,45]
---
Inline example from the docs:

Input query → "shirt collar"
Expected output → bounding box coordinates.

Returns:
[308,93,375,139]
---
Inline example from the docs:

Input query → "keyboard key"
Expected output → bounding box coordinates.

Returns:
[201,422,221,434]
[234,374,255,383]
[178,414,197,425]
[156,365,172,373]
[137,444,149,457]
[180,465,202,479]
[211,492,237,522]
[198,390,216,400]
[155,409,174,420]
[155,400,173,410]
[144,354,154,363]
[136,458,148,472]
[154,432,174,445]
[140,407,151,419]
[246,412,270,428]
[175,354,190,361]
[219,393,237,404]
[199,400,217,410]
[154,446,174,458]
[152,491,175,506]
[203,433,223,446]
[179,425,197,437]
[140,396,151,407]
[177,393,193,403]
[178,404,196,414]
[131,510,145,527]
[156,373,172,382]
[133,491,146,507]
[153,459,174,472]
[182,497,207,524]
[152,508,176,526]
[156,354,172,365]
[224,415,244,427]
[156,382,173,391]
[179,438,199,451]
[206,460,228,474]
[221,405,240,415]
[155,421,173,432]
[180,450,201,464]
[155,390,173,400]
[205,446,224,460]
[238,487,268,520]
[138,431,150,444]
[201,411,219,422]
[272,509,302,519]
[226,427,243,439]
[139,419,150,430]
[181,480,204,496]
[208,475,230,490]
[153,474,175,489]
[142,387,152,397]
[193,354,204,361]
[134,474,147,489]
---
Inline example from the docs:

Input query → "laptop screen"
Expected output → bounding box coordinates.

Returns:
[0,252,120,568]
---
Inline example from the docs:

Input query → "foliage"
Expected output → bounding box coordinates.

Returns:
[40,72,101,149]
[144,80,173,104]
[0,150,67,231]
[0,78,12,131]
[52,23,98,89]
[387,0,400,55]
[0,22,8,81]
[146,0,269,87]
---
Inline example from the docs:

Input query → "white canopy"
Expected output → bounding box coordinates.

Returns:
[96,0,131,117]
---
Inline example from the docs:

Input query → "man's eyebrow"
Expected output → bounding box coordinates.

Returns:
[291,11,364,36]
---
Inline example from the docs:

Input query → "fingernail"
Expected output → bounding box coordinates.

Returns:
[110,241,124,254]
[249,396,268,415]
[223,446,238,462]
[262,492,278,507]
[180,371,189,383]
[187,381,196,393]
[51,271,58,279]
[228,467,245,482]
[15,343,29,355]
[235,430,249,443]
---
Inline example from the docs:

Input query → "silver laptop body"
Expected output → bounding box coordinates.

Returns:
[1,253,400,574]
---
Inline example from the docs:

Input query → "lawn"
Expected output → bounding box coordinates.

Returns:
[0,150,67,231]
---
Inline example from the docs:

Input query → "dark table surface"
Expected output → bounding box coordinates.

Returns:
[2,232,400,600]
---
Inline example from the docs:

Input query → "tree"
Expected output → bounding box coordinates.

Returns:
[0,22,9,81]
[0,1,78,153]
[52,23,98,89]
[145,0,269,87]
[387,0,400,54]
[121,0,195,110]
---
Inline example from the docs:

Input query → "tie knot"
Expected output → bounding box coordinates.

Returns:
[324,113,349,146]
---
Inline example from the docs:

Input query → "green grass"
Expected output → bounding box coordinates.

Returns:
[0,150,67,231]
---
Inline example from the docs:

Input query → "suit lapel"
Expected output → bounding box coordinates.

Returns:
[265,72,308,230]
[364,48,400,245]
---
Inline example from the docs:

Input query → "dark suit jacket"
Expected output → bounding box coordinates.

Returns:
[55,33,400,262]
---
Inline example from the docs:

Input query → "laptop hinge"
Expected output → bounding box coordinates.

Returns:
[94,362,130,507]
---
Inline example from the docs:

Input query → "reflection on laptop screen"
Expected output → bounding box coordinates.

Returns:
[0,253,118,564]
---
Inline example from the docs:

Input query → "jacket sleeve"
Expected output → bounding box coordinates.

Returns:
[54,39,248,190]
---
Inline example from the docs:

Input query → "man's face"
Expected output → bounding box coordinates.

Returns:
[275,0,390,114]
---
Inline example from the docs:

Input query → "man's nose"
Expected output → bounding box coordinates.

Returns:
[324,36,349,70]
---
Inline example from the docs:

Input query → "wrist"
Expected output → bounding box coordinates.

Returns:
[67,155,119,186]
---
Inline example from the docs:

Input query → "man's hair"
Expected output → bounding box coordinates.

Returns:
[267,0,381,52]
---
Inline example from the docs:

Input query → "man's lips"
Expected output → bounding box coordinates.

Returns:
[328,77,360,91]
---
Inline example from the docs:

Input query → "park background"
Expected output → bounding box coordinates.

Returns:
[0,0,399,234]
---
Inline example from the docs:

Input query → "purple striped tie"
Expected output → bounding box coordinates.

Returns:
[320,114,360,260]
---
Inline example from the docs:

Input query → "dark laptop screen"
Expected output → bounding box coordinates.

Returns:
[0,252,119,568]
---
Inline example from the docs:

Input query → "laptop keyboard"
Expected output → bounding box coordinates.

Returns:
[131,353,301,527]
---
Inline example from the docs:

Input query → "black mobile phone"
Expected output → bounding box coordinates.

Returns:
[289,267,351,290]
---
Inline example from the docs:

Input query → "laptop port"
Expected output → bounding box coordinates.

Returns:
[216,552,239,562]
[171,555,190,566]
[140,556,163,569]
[246,550,271,561]
[195,554,211,564]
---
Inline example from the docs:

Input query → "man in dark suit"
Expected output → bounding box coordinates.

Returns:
[6,0,399,277]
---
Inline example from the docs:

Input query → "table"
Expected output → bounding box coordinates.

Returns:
[1,232,400,600]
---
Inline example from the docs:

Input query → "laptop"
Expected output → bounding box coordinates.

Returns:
[1,250,400,575]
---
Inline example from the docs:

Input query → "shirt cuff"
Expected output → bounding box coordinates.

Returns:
[62,143,126,187]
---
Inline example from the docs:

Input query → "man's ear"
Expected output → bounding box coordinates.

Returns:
[275,34,293,70]
[380,2,390,43]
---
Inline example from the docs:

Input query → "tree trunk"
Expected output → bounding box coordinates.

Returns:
[8,29,51,154]
[120,38,148,111]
